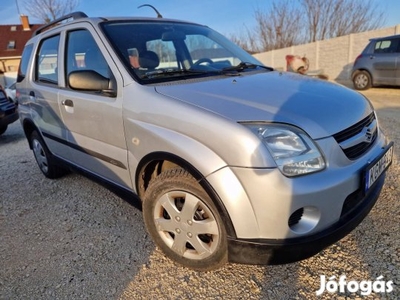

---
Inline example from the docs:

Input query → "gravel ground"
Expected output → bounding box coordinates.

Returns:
[0,86,399,299]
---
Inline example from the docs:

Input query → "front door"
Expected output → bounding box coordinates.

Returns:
[58,28,131,189]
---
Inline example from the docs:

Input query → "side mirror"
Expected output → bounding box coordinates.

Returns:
[68,70,116,96]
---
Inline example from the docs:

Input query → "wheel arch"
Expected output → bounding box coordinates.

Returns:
[135,151,237,238]
[352,68,374,83]
[21,118,40,149]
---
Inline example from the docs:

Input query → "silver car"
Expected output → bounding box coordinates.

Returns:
[352,34,400,90]
[17,12,393,270]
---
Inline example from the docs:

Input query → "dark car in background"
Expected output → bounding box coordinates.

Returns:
[0,86,18,135]
[351,34,400,90]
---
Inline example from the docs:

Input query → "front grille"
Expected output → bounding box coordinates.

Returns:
[333,112,377,160]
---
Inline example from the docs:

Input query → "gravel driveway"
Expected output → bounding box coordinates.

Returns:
[1,86,399,299]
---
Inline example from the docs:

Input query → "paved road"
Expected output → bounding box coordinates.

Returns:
[1,86,399,299]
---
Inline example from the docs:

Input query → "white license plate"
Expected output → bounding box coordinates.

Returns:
[365,142,394,192]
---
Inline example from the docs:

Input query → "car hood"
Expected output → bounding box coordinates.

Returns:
[155,71,373,139]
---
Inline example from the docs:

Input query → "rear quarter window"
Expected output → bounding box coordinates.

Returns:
[17,43,34,83]
[35,35,60,85]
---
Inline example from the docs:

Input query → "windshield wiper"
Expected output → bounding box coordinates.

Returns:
[141,63,272,80]
[141,69,209,79]
[222,62,273,73]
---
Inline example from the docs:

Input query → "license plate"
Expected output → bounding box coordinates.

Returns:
[364,142,394,192]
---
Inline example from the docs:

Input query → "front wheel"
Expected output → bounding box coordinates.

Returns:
[353,70,372,90]
[143,169,228,271]
[30,130,68,179]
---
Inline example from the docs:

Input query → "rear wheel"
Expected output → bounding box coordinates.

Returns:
[353,71,372,90]
[30,130,68,179]
[143,168,228,271]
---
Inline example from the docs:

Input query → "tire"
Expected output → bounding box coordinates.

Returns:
[30,130,68,179]
[0,125,7,135]
[143,168,228,271]
[353,70,372,90]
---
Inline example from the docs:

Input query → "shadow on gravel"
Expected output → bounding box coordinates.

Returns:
[73,168,143,212]
[1,122,152,299]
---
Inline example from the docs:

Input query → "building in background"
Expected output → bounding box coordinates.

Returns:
[0,16,43,86]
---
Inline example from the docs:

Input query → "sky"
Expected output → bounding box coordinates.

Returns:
[0,0,399,37]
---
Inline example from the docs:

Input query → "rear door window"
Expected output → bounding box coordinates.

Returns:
[374,39,400,54]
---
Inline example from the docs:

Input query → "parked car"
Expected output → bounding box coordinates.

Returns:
[5,81,17,104]
[351,34,400,90]
[17,12,393,270]
[0,85,18,135]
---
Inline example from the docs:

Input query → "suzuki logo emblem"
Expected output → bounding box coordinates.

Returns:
[364,120,377,144]
[365,130,373,143]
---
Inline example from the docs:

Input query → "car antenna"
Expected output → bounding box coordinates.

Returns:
[138,4,163,18]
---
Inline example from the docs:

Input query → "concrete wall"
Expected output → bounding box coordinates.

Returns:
[253,25,400,83]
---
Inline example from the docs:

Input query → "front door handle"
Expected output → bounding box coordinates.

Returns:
[62,99,74,107]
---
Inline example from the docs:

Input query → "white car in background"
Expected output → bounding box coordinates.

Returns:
[5,82,17,104]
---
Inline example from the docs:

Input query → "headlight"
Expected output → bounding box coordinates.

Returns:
[245,123,325,176]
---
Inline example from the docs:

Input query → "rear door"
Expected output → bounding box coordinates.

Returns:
[371,37,399,85]
[58,25,132,189]
[29,33,72,160]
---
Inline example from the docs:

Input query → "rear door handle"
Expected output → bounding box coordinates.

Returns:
[62,99,74,107]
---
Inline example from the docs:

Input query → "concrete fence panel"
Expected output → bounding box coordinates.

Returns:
[253,24,400,83]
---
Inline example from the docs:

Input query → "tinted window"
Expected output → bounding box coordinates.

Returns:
[17,43,33,83]
[36,35,60,85]
[374,39,400,54]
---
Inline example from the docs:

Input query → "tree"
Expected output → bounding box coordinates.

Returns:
[302,0,385,42]
[24,0,80,23]
[230,0,385,52]
[228,27,259,54]
[252,1,304,52]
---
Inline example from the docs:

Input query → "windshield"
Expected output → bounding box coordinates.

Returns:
[101,20,267,83]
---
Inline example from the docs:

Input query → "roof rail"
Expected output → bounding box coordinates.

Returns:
[33,11,88,36]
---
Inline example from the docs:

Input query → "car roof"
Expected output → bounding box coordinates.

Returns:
[370,34,400,41]
[33,11,203,37]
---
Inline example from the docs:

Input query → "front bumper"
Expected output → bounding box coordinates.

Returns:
[227,173,385,264]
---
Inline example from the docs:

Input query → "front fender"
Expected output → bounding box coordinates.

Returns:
[125,118,227,186]
[125,118,259,239]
